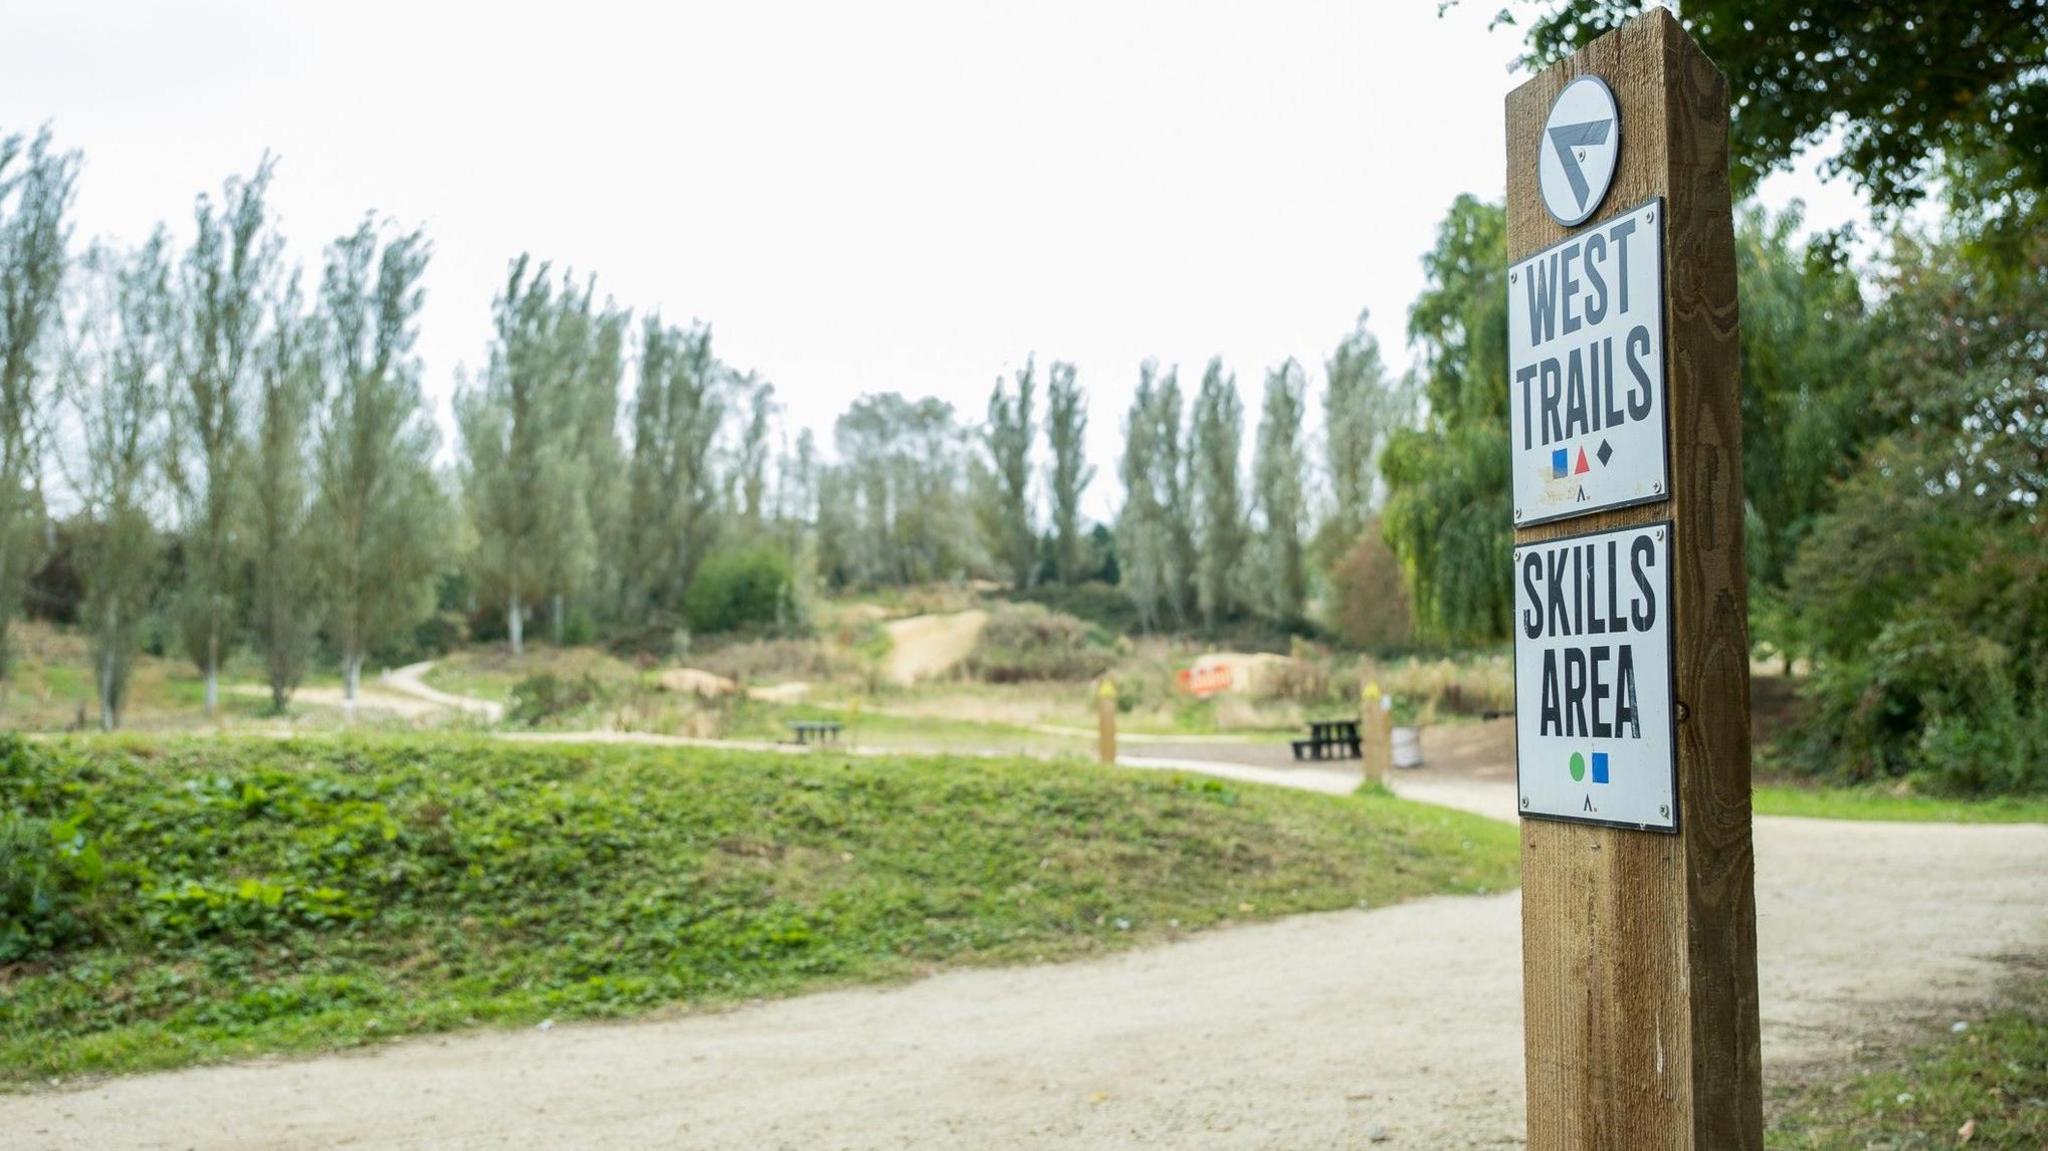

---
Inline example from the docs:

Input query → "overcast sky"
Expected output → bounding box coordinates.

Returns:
[4,0,1866,517]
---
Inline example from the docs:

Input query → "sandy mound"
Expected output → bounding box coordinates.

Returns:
[748,681,812,703]
[656,668,741,697]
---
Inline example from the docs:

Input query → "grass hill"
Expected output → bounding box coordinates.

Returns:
[0,733,1518,1082]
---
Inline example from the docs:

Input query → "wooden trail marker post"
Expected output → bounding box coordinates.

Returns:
[1096,678,1117,765]
[1360,681,1391,786]
[1505,11,1761,1149]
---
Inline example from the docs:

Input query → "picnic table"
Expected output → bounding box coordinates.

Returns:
[1291,718,1362,761]
[788,720,843,746]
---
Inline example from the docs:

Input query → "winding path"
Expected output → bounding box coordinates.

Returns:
[381,661,506,724]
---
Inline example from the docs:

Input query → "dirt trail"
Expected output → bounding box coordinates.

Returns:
[883,610,988,686]
[227,681,441,721]
[383,661,506,723]
[8,752,2042,1151]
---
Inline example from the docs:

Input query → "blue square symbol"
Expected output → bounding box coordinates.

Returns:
[1591,752,1609,784]
[1551,448,1569,478]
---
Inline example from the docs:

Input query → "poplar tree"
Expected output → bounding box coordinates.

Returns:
[1323,309,1403,538]
[1151,365,1196,624]
[982,358,1035,588]
[554,276,629,635]
[64,238,171,730]
[1115,363,1167,630]
[313,219,447,710]
[626,319,725,617]
[171,157,279,716]
[1253,359,1309,627]
[247,279,322,710]
[0,129,77,701]
[735,375,775,529]
[457,256,591,656]
[1189,358,1246,630]
[1044,360,1092,586]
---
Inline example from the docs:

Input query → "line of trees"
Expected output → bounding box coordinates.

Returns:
[1,124,1431,737]
[3,135,448,729]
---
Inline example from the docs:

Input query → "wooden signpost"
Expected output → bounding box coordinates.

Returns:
[1506,11,1761,1149]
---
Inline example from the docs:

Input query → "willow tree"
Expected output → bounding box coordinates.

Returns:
[1380,195,1513,644]
[314,219,448,709]
[0,129,76,702]
[65,238,172,730]
[171,157,279,715]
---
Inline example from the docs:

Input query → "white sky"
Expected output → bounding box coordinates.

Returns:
[4,0,1869,519]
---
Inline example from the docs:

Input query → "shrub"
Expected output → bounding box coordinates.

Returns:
[1798,619,2046,794]
[693,638,848,683]
[1325,527,1415,652]
[508,672,609,726]
[0,808,105,962]
[684,547,795,636]
[967,603,1119,683]
[1003,581,1140,634]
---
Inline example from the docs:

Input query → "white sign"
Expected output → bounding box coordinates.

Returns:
[1514,522,1676,832]
[1539,76,1619,226]
[1508,197,1667,526]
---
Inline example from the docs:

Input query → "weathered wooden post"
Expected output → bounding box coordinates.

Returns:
[1097,678,1117,765]
[1504,11,1760,1149]
[1360,681,1391,786]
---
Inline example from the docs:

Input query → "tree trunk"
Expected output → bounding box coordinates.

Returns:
[343,652,361,721]
[508,592,524,657]
[551,593,564,646]
[203,627,219,717]
[98,616,116,733]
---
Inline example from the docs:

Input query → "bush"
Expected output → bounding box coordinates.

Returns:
[1798,619,2046,794]
[1002,581,1140,634]
[693,638,847,683]
[684,547,795,636]
[508,672,609,726]
[967,603,1119,683]
[1325,527,1415,652]
[0,812,105,962]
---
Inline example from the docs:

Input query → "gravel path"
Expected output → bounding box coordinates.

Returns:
[6,773,2043,1149]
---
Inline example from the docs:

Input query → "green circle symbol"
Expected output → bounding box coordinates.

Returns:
[1569,751,1586,782]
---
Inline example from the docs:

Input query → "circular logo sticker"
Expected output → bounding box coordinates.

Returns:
[1539,75,1620,227]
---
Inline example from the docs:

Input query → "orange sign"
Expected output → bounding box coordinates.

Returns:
[1177,664,1233,697]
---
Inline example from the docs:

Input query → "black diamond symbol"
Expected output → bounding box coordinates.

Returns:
[1596,440,1614,466]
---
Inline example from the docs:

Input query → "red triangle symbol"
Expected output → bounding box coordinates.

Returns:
[1574,447,1591,475]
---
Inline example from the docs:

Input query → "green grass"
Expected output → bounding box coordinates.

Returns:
[1754,784,2048,824]
[1767,974,2047,1148]
[0,732,1519,1084]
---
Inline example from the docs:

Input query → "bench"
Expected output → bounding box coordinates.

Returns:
[789,720,843,746]
[1291,718,1362,762]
